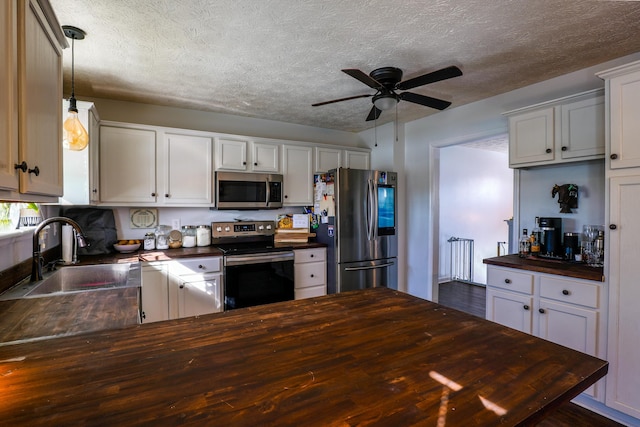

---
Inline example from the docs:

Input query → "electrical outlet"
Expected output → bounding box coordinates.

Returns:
[171,219,181,230]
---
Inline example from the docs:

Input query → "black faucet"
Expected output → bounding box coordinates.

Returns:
[31,217,88,282]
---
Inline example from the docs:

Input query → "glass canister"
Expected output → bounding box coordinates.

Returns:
[169,229,182,249]
[196,225,211,247]
[155,225,171,250]
[181,225,197,247]
[143,232,156,250]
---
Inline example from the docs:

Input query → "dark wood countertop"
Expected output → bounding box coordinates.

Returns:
[0,288,607,426]
[484,254,604,282]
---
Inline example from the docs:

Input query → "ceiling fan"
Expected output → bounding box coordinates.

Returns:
[312,65,463,121]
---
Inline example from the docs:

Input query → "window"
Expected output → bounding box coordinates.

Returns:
[0,202,41,232]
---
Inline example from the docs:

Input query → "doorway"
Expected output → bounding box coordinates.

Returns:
[437,136,513,286]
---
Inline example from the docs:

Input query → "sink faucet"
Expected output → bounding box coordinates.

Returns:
[31,217,88,282]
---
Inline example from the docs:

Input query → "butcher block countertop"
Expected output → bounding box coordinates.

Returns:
[484,254,604,282]
[0,287,607,426]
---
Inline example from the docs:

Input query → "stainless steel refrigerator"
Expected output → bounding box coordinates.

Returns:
[316,168,398,293]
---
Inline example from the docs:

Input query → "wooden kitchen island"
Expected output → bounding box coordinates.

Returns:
[0,287,607,426]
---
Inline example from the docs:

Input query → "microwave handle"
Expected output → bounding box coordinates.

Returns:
[265,178,271,206]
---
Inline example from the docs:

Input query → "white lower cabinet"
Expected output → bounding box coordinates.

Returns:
[294,248,326,299]
[486,265,604,400]
[141,256,223,323]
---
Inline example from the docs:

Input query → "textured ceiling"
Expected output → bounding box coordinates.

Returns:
[50,0,640,133]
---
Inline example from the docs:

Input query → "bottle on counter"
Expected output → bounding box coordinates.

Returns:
[519,228,530,258]
[181,225,197,247]
[143,232,156,251]
[530,217,541,255]
[196,225,211,247]
[155,225,171,250]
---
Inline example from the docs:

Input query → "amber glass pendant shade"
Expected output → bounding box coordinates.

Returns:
[63,107,88,151]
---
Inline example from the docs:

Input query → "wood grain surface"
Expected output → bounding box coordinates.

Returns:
[0,288,607,426]
[483,254,604,282]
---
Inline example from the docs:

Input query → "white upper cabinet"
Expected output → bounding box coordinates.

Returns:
[282,144,313,206]
[100,125,157,204]
[162,133,212,205]
[100,123,213,206]
[598,62,640,170]
[215,137,247,171]
[0,0,19,193]
[215,137,279,172]
[1,0,66,201]
[315,146,341,173]
[344,150,370,170]
[506,89,604,168]
[251,141,279,172]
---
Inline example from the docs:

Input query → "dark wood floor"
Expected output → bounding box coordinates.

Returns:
[437,280,625,427]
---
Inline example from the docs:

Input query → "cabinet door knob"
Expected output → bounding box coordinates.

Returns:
[179,284,185,289]
[243,161,247,165]
[562,289,570,296]
[561,146,567,151]
[198,265,205,269]
[28,166,40,176]
[610,153,618,160]
[310,274,314,278]
[284,195,288,199]
[14,161,27,172]
[523,305,530,310]
[310,254,314,258]
[151,192,156,197]
[254,162,258,166]
[539,308,545,314]
[92,188,97,193]
[504,278,511,284]
[545,148,552,154]
[165,193,170,198]
[609,224,617,230]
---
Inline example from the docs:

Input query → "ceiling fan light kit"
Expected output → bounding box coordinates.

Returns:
[313,65,463,122]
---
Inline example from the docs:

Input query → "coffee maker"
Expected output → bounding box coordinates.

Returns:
[538,217,563,257]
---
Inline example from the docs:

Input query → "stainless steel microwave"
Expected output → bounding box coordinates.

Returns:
[215,172,283,209]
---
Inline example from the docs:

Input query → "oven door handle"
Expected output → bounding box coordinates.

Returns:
[225,251,294,266]
[344,262,395,272]
[265,177,271,207]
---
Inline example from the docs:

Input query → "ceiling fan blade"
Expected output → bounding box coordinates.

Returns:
[366,105,382,121]
[312,94,373,107]
[342,69,384,89]
[400,92,452,110]
[396,66,462,90]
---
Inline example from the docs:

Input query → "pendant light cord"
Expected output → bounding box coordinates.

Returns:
[70,35,75,99]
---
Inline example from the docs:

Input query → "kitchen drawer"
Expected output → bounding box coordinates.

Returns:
[295,285,326,300]
[295,262,326,288]
[294,248,326,264]
[487,266,534,295]
[539,276,599,309]
[170,257,222,275]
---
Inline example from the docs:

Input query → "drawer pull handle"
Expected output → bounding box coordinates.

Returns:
[198,265,205,269]
[310,254,314,258]
[504,279,511,284]
[539,308,545,314]
[523,305,530,310]
[562,289,570,296]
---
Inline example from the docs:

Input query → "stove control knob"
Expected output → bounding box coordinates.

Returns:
[266,224,272,230]
[225,226,231,232]
[258,225,264,230]
[216,226,223,232]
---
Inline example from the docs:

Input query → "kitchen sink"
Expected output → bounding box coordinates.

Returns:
[25,264,133,297]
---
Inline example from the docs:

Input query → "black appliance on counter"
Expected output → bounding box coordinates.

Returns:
[538,217,563,258]
[211,221,294,311]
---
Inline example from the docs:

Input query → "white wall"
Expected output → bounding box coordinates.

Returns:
[439,145,513,285]
[518,160,605,237]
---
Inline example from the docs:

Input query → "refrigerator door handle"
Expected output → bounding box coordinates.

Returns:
[366,179,375,240]
[344,261,395,271]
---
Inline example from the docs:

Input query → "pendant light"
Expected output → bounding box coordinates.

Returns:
[62,25,88,151]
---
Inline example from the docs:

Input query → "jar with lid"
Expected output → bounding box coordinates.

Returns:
[169,229,182,249]
[155,225,171,250]
[181,225,197,247]
[143,232,156,250]
[196,225,211,247]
